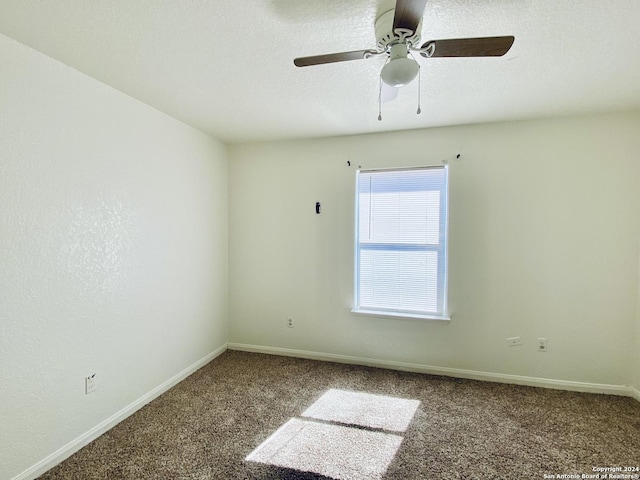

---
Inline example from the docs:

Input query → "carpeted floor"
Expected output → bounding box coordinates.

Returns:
[39,351,640,479]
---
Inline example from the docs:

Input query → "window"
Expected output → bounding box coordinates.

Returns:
[353,166,449,320]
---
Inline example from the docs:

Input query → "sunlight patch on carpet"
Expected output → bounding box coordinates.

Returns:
[302,389,420,432]
[245,418,402,480]
[246,389,421,479]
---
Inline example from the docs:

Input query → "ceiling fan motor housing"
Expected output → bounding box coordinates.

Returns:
[375,9,421,51]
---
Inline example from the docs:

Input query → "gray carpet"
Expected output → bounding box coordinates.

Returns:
[39,351,640,479]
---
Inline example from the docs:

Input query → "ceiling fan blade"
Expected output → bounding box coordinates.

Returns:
[393,0,428,34]
[421,36,515,58]
[294,50,375,67]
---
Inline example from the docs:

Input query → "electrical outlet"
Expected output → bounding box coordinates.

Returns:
[287,317,294,328]
[507,336,522,347]
[85,373,97,394]
[537,338,547,352]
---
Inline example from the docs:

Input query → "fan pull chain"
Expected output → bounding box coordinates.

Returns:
[417,69,422,115]
[412,52,422,115]
[378,74,383,121]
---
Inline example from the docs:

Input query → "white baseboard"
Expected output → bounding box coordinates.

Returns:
[228,342,635,398]
[631,386,640,403]
[13,343,228,480]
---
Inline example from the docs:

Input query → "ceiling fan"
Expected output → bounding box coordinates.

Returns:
[293,0,514,117]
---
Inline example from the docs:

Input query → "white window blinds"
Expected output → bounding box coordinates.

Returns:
[354,166,448,318]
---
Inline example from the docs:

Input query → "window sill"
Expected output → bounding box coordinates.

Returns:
[351,308,451,322]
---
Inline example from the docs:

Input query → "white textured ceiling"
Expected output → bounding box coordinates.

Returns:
[1,0,639,143]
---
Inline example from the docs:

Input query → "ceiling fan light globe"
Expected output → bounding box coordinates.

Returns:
[380,57,419,87]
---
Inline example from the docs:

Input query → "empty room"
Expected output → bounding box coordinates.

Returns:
[1,1,639,479]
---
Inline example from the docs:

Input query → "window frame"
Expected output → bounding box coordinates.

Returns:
[351,165,450,322]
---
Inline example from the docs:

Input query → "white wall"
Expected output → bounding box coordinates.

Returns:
[635,238,640,397]
[0,33,228,479]
[229,112,640,389]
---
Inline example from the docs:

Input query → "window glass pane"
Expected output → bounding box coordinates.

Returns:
[359,250,438,313]
[370,191,429,244]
